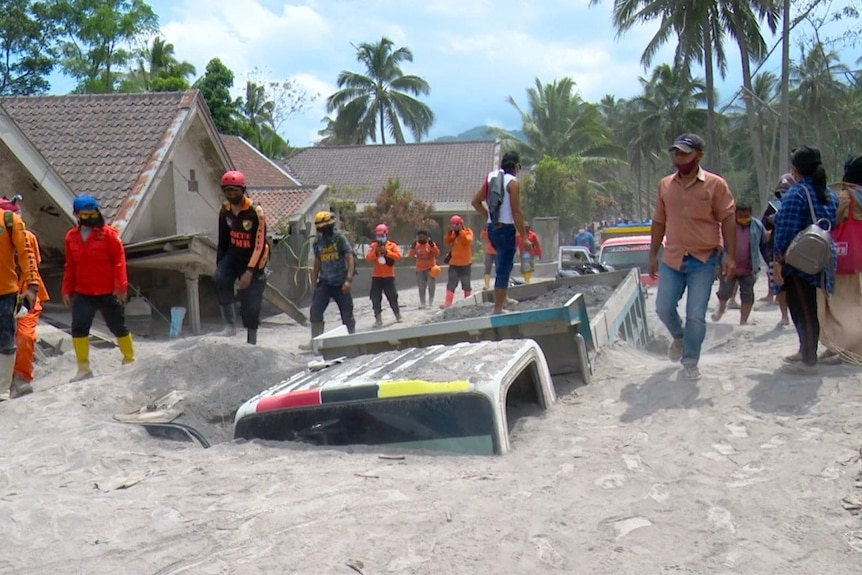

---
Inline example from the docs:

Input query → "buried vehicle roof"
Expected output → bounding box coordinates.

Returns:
[234,340,555,455]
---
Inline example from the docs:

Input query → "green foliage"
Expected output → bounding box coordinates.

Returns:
[194,58,245,136]
[361,179,437,244]
[119,36,195,92]
[52,0,158,93]
[326,36,435,144]
[328,196,361,241]
[237,70,316,159]
[0,0,58,95]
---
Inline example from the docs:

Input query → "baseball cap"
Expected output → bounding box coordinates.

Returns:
[669,133,705,153]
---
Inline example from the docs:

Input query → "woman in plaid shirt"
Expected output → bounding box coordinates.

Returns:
[773,146,839,374]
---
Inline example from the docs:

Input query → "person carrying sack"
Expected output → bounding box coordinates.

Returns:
[817,155,862,364]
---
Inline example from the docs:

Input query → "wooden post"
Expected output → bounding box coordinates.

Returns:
[184,267,202,334]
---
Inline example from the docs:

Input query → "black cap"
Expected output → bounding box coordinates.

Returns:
[669,133,705,153]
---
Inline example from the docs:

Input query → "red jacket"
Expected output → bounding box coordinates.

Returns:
[63,224,129,296]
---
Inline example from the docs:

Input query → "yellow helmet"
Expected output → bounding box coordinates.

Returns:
[314,211,335,228]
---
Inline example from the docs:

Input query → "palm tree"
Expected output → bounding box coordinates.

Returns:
[239,82,274,136]
[316,112,364,146]
[326,37,434,144]
[122,37,196,92]
[502,77,625,165]
[595,0,777,186]
[791,43,848,144]
[595,0,728,170]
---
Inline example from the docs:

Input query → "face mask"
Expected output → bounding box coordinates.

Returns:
[578,229,585,234]
[737,217,752,225]
[376,236,387,243]
[79,215,104,228]
[227,195,243,206]
[418,238,427,244]
[674,157,699,175]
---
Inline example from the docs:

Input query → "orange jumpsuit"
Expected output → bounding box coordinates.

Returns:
[15,230,49,382]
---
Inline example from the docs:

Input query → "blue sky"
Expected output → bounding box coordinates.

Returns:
[48,0,861,147]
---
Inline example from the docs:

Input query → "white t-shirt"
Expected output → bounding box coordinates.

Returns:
[486,169,517,224]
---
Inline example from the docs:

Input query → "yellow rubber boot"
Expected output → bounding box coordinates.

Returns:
[484,274,491,290]
[524,271,533,284]
[118,333,135,364]
[70,336,94,382]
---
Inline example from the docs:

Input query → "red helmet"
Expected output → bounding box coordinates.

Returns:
[221,170,246,188]
[450,215,463,226]
[375,223,389,236]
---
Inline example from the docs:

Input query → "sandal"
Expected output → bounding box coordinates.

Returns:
[782,352,802,363]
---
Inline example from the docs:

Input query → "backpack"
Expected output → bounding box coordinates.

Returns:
[487,170,506,225]
[784,182,833,275]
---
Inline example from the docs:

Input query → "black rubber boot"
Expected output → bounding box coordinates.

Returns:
[217,304,237,337]
[246,328,257,345]
[299,322,325,351]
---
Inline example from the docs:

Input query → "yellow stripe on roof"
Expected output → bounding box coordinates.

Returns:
[378,380,471,398]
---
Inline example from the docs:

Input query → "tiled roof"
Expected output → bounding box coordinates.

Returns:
[252,187,317,227]
[220,135,300,187]
[283,140,498,205]
[0,91,195,221]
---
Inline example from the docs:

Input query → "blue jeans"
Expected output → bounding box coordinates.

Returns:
[490,224,516,289]
[655,252,719,366]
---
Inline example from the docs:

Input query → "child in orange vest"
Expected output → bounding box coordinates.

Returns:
[366,223,402,327]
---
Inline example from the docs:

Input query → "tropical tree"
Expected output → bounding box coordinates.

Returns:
[502,77,625,166]
[194,58,245,136]
[52,0,159,93]
[594,0,777,187]
[326,37,435,144]
[120,36,196,92]
[361,179,437,244]
[0,0,59,95]
[241,69,316,158]
[790,41,850,168]
[316,113,364,146]
[630,64,709,156]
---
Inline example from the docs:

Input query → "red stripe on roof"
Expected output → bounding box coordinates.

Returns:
[257,389,322,412]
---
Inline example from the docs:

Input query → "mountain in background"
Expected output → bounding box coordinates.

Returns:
[433,125,526,142]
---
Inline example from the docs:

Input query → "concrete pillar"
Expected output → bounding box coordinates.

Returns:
[184,271,201,334]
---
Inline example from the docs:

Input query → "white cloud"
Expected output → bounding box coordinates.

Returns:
[141,0,790,146]
[161,1,330,75]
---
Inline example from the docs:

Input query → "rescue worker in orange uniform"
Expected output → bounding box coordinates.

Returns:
[0,198,39,401]
[215,170,269,345]
[409,229,440,308]
[0,197,49,398]
[62,195,134,382]
[441,215,474,308]
[366,223,402,327]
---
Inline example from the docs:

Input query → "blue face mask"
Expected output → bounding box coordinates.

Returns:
[376,236,387,243]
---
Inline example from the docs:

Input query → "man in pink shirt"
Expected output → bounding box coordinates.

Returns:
[648,133,737,381]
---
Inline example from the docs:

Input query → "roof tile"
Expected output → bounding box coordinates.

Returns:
[283,141,497,205]
[0,91,192,221]
[252,186,317,228]
[220,135,300,187]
